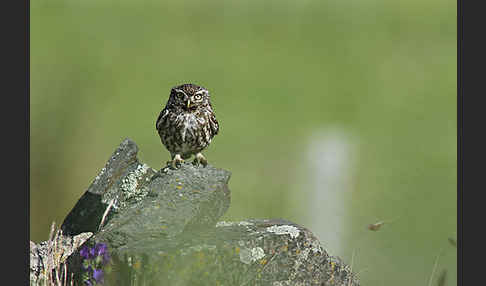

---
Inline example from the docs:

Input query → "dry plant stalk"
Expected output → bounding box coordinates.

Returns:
[40,222,74,286]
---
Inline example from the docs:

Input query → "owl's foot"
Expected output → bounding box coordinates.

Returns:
[193,152,208,167]
[168,154,184,169]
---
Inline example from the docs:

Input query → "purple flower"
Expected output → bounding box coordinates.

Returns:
[89,246,96,258]
[80,242,110,285]
[80,246,91,259]
[93,269,104,284]
[94,243,108,256]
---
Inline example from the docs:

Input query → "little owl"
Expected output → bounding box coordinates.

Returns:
[156,83,219,168]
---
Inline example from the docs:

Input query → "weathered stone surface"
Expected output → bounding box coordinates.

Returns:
[61,138,157,236]
[100,219,359,286]
[93,162,231,248]
[31,138,359,286]
[61,138,231,244]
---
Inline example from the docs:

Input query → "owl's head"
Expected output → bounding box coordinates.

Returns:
[168,83,211,112]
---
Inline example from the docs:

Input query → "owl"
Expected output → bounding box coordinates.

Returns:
[156,83,219,168]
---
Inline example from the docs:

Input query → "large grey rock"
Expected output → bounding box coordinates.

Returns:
[31,138,359,286]
[93,161,231,248]
[100,219,359,286]
[61,138,156,236]
[61,138,231,242]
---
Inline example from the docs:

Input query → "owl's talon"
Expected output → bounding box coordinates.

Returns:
[193,153,208,167]
[192,159,204,167]
[169,154,184,169]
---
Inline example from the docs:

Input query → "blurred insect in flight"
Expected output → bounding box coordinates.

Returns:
[367,217,400,231]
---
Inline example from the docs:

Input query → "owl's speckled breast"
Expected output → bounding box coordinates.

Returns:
[180,113,200,141]
[159,110,212,158]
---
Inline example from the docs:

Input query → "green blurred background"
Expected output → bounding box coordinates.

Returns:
[30,0,456,285]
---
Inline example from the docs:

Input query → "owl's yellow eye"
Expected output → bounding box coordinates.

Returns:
[177,93,184,98]
[194,94,202,101]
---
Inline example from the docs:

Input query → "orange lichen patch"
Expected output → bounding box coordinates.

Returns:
[176,185,183,190]
[133,260,141,270]
[235,247,240,254]
[281,245,288,252]
[259,258,267,265]
[295,249,301,255]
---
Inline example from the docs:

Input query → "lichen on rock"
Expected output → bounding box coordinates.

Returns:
[31,138,359,286]
[266,224,300,239]
[239,247,266,264]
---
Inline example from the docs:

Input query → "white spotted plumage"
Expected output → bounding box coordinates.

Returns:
[156,83,219,168]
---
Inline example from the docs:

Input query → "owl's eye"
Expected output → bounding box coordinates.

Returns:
[194,94,202,101]
[177,93,184,99]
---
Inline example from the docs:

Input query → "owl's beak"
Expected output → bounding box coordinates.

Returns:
[186,100,191,109]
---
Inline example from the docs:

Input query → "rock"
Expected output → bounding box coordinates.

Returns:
[99,219,359,286]
[61,138,155,236]
[61,138,231,242]
[30,138,359,286]
[93,161,231,248]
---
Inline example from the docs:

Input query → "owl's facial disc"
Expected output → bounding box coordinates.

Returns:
[172,86,208,111]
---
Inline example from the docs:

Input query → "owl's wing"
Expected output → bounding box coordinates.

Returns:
[156,108,169,130]
[209,113,219,135]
